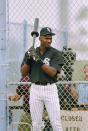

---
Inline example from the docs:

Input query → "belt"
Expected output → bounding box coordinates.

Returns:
[35,82,53,86]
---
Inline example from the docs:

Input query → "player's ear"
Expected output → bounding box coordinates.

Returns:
[39,36,42,41]
[39,37,41,40]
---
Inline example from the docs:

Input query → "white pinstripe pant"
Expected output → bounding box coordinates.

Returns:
[30,83,63,131]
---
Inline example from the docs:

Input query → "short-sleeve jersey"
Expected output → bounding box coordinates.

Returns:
[77,84,88,104]
[24,46,64,83]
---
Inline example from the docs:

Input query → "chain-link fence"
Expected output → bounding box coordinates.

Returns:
[7,81,88,131]
[1,0,88,130]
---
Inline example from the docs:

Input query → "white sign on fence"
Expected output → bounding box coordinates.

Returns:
[61,110,88,131]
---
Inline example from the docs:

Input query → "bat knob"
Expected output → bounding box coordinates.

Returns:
[31,31,39,37]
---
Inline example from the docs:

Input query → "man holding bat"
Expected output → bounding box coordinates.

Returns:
[21,27,64,131]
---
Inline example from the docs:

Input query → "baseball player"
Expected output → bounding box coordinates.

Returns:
[21,27,64,131]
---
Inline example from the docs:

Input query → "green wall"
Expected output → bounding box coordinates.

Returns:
[72,60,88,81]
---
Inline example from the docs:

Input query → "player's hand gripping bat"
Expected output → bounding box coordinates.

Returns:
[27,18,39,60]
[26,18,44,66]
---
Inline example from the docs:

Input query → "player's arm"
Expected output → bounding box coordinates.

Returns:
[84,102,88,105]
[41,64,57,77]
[41,51,63,77]
[70,84,78,100]
[9,93,21,102]
[8,83,30,102]
[20,51,32,77]
[21,64,30,77]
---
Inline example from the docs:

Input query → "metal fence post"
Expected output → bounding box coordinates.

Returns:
[63,28,68,46]
[23,20,27,54]
[59,0,69,47]
[0,0,7,131]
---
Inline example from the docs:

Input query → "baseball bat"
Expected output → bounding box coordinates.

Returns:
[31,18,39,47]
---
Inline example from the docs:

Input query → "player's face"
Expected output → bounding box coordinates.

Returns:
[84,66,88,81]
[39,35,52,48]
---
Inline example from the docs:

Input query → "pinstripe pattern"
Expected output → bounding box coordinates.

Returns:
[30,83,63,131]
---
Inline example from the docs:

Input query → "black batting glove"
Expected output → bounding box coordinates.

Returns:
[26,46,44,66]
[27,46,36,58]
[25,46,35,65]
[27,46,40,60]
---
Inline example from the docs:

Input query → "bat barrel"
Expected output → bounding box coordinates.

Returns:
[31,18,39,37]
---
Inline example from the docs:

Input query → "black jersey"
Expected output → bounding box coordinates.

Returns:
[24,46,64,83]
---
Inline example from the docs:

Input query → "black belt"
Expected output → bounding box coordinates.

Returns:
[35,82,53,86]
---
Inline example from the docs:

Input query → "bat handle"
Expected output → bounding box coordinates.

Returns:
[32,34,36,47]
